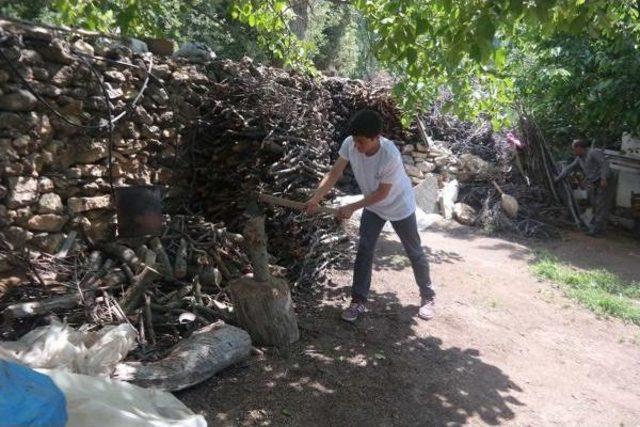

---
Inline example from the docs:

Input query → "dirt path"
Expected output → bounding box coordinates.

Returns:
[179,225,640,426]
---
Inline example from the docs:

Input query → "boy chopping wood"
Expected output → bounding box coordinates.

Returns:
[305,109,436,322]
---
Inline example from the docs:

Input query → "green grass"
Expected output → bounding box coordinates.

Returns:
[532,252,640,325]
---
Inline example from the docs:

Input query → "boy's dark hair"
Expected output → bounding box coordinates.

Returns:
[349,109,383,138]
[572,138,588,149]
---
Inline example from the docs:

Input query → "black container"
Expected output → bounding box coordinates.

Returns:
[114,185,163,238]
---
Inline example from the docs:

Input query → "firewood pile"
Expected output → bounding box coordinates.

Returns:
[0,214,251,360]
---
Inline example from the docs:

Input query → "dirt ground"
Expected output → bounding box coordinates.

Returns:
[178,223,640,426]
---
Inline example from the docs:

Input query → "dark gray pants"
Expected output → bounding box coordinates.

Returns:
[352,209,434,303]
[589,178,616,234]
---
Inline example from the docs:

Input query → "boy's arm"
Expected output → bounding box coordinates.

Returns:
[337,183,392,219]
[305,157,349,213]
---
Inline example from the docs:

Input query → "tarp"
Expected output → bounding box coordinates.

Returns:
[40,369,207,427]
[0,360,67,427]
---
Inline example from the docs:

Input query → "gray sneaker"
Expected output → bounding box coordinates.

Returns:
[418,297,435,320]
[341,303,365,322]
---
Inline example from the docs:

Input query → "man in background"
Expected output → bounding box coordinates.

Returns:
[555,138,615,237]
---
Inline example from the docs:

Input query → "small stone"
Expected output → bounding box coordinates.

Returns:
[3,163,24,176]
[0,70,10,83]
[78,165,107,178]
[63,141,108,165]
[150,87,169,105]
[80,211,116,242]
[104,70,126,83]
[20,49,43,65]
[67,195,112,213]
[0,204,6,227]
[72,39,95,56]
[416,144,428,152]
[457,154,493,182]
[6,177,39,208]
[1,226,33,250]
[146,38,175,56]
[12,135,31,152]
[412,151,428,159]
[0,139,17,160]
[0,90,37,112]
[52,65,75,86]
[33,67,50,81]
[24,27,53,43]
[135,106,154,126]
[402,155,414,164]
[38,177,55,193]
[26,214,67,232]
[36,39,74,64]
[38,193,64,214]
[453,203,477,226]
[0,112,23,130]
[402,144,414,154]
[434,156,450,167]
[0,185,7,198]
[67,167,82,179]
[141,124,160,139]
[417,161,436,174]
[32,232,66,253]
[158,111,174,124]
[37,115,54,141]
[404,164,424,179]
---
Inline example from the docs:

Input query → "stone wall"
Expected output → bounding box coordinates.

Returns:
[0,22,207,264]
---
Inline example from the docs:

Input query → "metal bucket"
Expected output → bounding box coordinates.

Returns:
[114,185,163,238]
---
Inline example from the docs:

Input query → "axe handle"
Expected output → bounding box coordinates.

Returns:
[492,180,505,195]
[258,193,339,215]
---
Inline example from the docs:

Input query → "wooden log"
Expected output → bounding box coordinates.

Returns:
[174,238,188,279]
[242,205,270,282]
[149,237,172,278]
[113,322,251,391]
[119,264,162,314]
[104,243,142,272]
[228,276,300,347]
[2,294,82,319]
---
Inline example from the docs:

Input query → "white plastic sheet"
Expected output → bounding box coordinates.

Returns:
[334,195,443,232]
[0,320,137,376]
[39,369,207,427]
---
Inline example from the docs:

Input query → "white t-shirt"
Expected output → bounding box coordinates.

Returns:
[339,136,415,221]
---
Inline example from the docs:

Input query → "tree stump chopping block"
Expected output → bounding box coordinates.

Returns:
[229,276,300,347]
[229,200,300,348]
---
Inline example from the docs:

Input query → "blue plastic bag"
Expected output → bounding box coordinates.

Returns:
[0,359,67,427]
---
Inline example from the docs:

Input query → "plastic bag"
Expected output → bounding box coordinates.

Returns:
[0,360,68,427]
[40,369,207,427]
[0,320,137,376]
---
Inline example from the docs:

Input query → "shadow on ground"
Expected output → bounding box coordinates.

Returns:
[177,288,523,426]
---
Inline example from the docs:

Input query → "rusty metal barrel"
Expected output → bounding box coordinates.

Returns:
[114,185,163,238]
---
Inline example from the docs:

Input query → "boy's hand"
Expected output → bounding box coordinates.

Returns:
[337,204,356,220]
[304,196,321,214]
